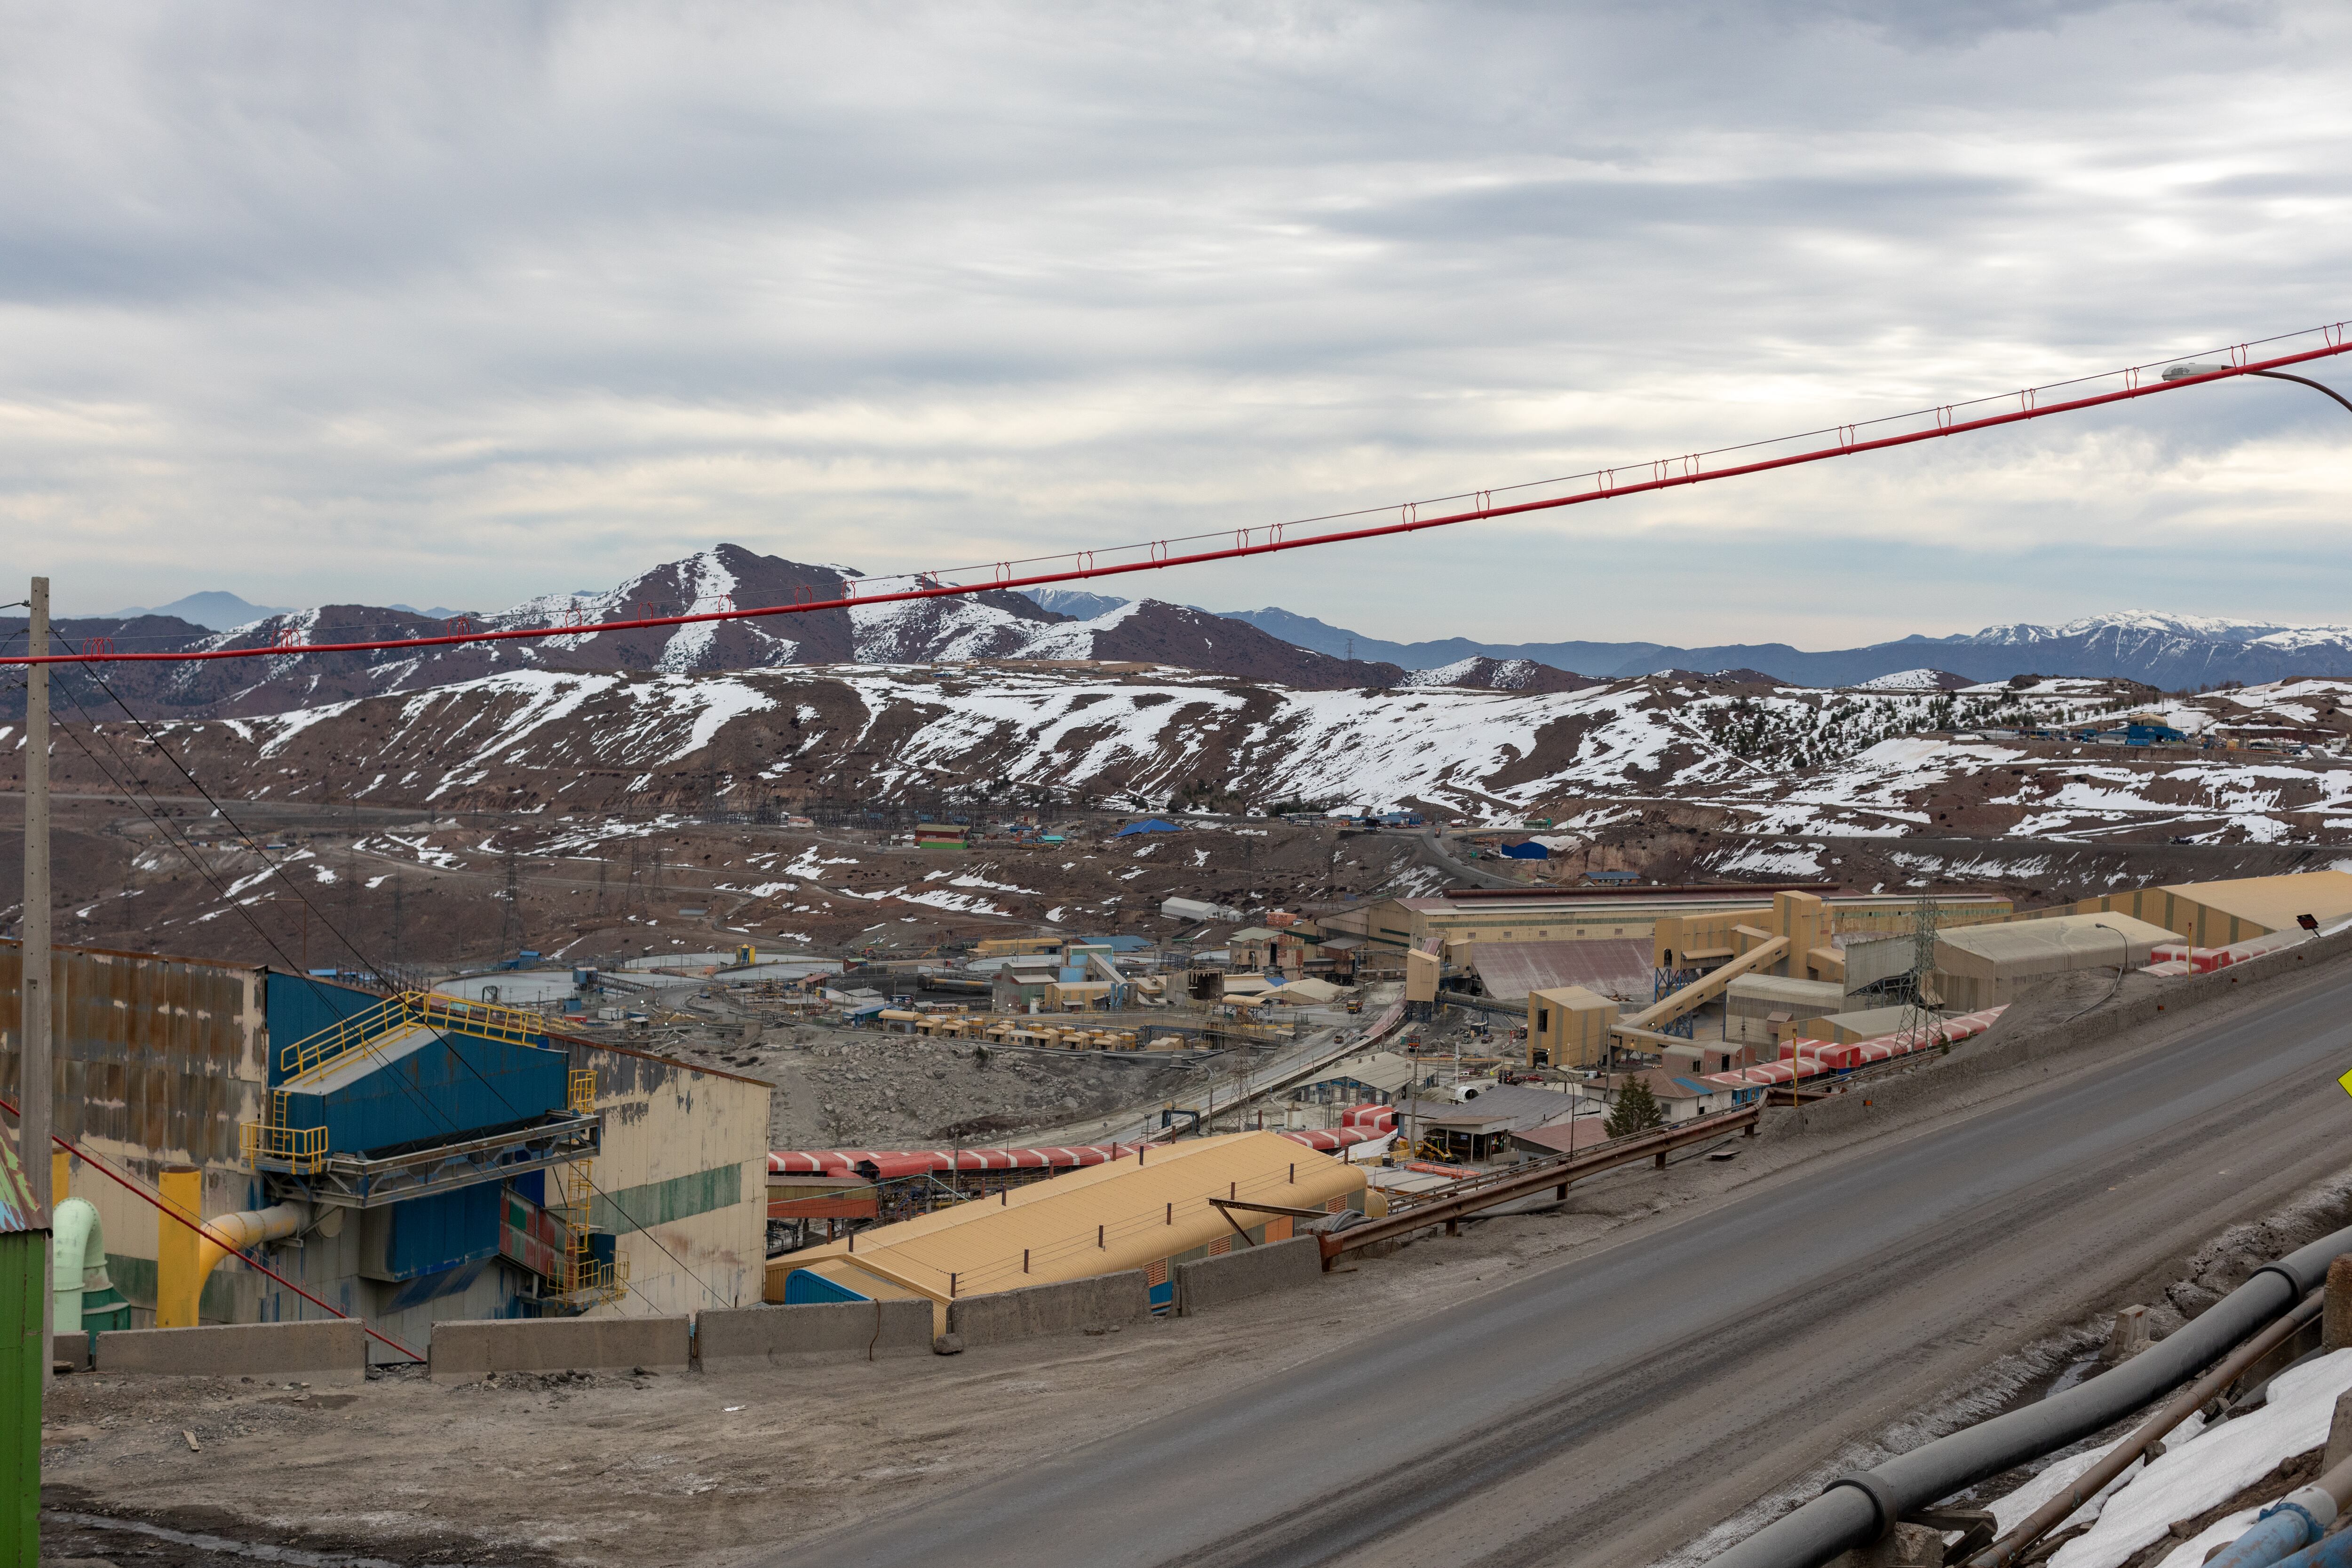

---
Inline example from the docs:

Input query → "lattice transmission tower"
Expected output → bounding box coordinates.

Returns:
[1902,892,1942,1050]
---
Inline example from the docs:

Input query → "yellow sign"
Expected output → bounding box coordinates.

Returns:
[2337,1066,2352,1098]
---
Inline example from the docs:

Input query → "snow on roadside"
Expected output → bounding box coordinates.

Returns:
[2050,1350,2352,1568]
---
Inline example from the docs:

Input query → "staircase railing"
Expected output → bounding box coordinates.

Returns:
[278,990,543,1082]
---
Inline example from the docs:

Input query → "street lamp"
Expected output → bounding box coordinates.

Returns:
[2066,921,2133,1021]
[2162,361,2352,416]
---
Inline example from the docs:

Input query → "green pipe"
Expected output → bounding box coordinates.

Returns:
[50,1199,118,1348]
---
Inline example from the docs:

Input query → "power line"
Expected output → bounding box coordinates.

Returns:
[0,1090,424,1361]
[5,326,2348,675]
[48,685,702,1314]
[53,670,731,1313]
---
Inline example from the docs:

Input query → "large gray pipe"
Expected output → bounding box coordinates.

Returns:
[1706,1223,2352,1568]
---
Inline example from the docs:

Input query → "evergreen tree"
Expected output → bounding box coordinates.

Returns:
[1605,1075,1667,1138]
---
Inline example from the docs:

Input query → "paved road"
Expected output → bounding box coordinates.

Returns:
[754,961,2352,1568]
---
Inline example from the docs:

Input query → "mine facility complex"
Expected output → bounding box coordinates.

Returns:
[12,342,2352,1563]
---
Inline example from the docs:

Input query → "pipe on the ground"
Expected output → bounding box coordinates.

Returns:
[1971,1291,2326,1568]
[1705,1223,2352,1568]
[2201,1448,2352,1568]
[154,1171,309,1329]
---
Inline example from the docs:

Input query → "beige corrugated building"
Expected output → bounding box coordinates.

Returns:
[2053,871,2352,948]
[1322,891,2013,957]
[1931,912,2177,1011]
[771,1131,1373,1326]
[1723,975,1849,1046]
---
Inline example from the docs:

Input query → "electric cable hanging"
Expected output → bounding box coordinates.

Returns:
[0,1091,425,1362]
[43,698,696,1318]
[65,667,731,1311]
[2,324,2346,670]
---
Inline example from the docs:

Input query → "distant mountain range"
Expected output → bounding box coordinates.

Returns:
[101,590,291,629]
[3,546,1406,721]
[38,555,2352,723]
[1105,600,2352,692]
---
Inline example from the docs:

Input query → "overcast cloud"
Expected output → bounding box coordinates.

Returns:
[3,0,2349,647]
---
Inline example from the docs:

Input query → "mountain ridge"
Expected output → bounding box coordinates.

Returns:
[1191,603,2352,689]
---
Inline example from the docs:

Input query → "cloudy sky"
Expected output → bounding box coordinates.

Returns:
[3,1,2349,647]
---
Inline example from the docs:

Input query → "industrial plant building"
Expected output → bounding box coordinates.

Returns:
[0,938,770,1354]
[1325,889,2015,955]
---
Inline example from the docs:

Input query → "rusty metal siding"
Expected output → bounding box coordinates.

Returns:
[0,940,265,1171]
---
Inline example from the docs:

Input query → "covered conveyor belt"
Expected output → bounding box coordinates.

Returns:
[1621,935,1789,1032]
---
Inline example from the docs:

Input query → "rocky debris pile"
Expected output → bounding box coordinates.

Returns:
[756,1026,1199,1148]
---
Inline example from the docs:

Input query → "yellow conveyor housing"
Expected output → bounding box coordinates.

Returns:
[1620,934,1790,1034]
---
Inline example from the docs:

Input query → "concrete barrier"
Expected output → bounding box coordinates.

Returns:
[946,1271,1148,1347]
[96,1321,367,1385]
[1174,1237,1323,1317]
[695,1300,931,1369]
[429,1314,690,1383]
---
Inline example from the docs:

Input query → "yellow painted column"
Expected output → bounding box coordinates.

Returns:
[157,1165,203,1329]
[50,1152,67,1203]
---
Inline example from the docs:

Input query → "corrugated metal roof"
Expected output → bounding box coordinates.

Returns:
[1470,939,1652,1001]
[0,1130,39,1234]
[2160,871,2352,933]
[1419,1083,1581,1132]
[1939,912,2174,972]
[768,1131,1364,1316]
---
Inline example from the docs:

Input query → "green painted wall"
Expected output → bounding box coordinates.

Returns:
[0,1231,37,1562]
[590,1164,741,1236]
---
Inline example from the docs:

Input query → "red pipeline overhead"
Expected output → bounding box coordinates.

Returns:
[10,326,2345,670]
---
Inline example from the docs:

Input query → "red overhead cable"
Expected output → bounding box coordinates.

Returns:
[1,1093,426,1362]
[7,329,2346,671]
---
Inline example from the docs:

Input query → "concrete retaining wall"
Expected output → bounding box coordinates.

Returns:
[946,1271,1149,1347]
[96,1320,367,1384]
[1764,922,2352,1143]
[429,1314,690,1383]
[1174,1237,1322,1317]
[696,1300,931,1368]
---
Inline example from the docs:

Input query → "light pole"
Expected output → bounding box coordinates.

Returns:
[2067,922,2133,1021]
[2162,361,2352,416]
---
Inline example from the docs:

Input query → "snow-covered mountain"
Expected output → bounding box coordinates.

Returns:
[1039,601,2352,689]
[1220,606,2352,688]
[1397,656,1592,692]
[1961,611,2338,647]
[0,546,1404,722]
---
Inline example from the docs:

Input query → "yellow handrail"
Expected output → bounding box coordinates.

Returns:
[278,990,544,1081]
[238,1119,328,1174]
[250,991,553,1175]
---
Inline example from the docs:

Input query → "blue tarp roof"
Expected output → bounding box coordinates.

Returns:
[1500,842,1549,859]
[1116,819,1182,836]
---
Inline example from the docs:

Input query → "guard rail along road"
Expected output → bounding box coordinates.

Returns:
[1322,1106,1758,1265]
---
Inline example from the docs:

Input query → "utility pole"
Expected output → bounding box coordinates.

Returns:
[22,577,53,1382]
